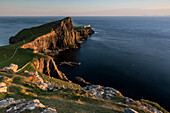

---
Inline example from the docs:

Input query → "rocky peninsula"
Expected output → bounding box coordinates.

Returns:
[0,17,168,113]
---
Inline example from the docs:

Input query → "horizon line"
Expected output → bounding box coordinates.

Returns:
[0,15,170,17]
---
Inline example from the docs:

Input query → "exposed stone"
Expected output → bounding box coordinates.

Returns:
[33,57,68,81]
[124,108,138,113]
[60,61,81,66]
[0,98,25,108]
[9,17,94,82]
[0,82,7,93]
[25,71,61,92]
[41,107,57,113]
[3,63,18,72]
[0,98,57,113]
[83,85,121,100]
[6,99,45,113]
[75,76,91,86]
[18,17,94,55]
[140,106,163,113]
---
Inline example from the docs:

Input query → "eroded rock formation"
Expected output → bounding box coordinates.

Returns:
[0,82,7,93]
[32,57,68,81]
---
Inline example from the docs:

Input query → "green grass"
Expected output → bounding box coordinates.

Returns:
[0,71,127,113]
[0,46,43,69]
[0,17,168,113]
[141,99,169,113]
[0,68,168,113]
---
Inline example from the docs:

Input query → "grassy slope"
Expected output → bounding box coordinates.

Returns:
[0,18,59,69]
[0,71,127,113]
[2,70,166,113]
[0,69,168,113]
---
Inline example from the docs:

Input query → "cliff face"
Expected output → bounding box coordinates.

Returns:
[17,17,94,55]
[33,57,68,81]
[9,17,94,81]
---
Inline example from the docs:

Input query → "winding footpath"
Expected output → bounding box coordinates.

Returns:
[0,30,34,65]
[0,45,21,65]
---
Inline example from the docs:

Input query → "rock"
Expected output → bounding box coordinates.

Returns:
[75,77,91,86]
[6,99,45,113]
[0,98,56,113]
[124,108,138,113]
[26,71,61,92]
[33,57,68,81]
[3,63,18,72]
[53,86,61,91]
[60,61,81,66]
[140,106,163,113]
[124,97,134,105]
[41,107,57,113]
[83,85,118,100]
[0,98,25,108]
[0,82,7,93]
[9,17,94,81]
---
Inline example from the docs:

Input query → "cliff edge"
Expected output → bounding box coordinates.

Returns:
[8,17,94,81]
[10,17,94,55]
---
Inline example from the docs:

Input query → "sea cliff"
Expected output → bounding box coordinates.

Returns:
[0,17,168,113]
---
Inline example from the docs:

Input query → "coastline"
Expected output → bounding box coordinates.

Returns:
[0,17,169,113]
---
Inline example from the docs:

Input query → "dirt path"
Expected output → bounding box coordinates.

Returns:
[0,30,34,65]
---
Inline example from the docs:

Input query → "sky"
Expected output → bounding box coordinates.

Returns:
[0,0,170,16]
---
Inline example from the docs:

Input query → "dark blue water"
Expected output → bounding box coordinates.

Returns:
[0,17,170,110]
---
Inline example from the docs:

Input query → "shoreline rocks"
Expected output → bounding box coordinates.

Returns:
[75,77,91,86]
[60,61,81,66]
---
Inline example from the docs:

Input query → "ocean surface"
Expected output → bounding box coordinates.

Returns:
[0,16,170,110]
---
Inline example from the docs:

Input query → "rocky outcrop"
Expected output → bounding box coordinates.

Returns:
[0,82,7,93]
[23,71,61,91]
[3,63,18,72]
[41,108,57,113]
[17,17,94,55]
[33,57,68,81]
[0,98,25,108]
[8,17,94,81]
[60,61,81,66]
[124,108,138,113]
[6,99,45,113]
[75,77,91,86]
[0,98,57,113]
[82,85,122,99]
[140,106,163,113]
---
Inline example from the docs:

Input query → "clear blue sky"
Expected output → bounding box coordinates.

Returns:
[0,0,170,16]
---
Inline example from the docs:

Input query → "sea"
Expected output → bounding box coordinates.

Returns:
[0,16,170,110]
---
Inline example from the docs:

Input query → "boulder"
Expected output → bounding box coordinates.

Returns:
[0,98,25,108]
[0,82,7,93]
[60,61,81,66]
[6,99,45,113]
[75,77,91,86]
[82,85,119,100]
[140,106,163,113]
[41,107,57,113]
[124,108,138,113]
[3,63,18,72]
